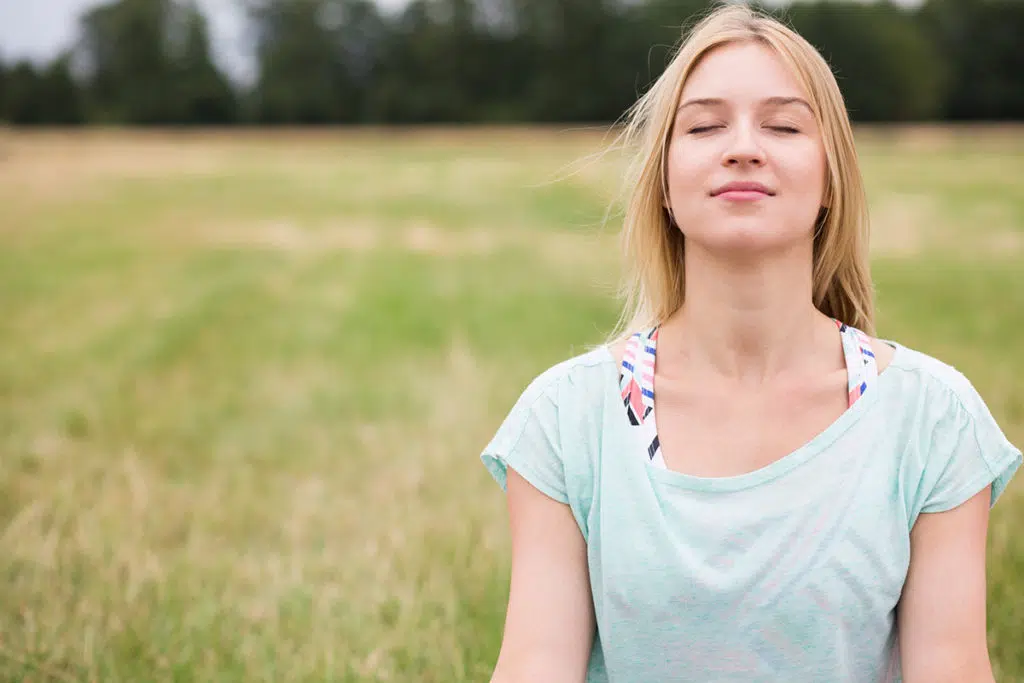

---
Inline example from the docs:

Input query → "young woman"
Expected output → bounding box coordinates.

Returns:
[480,4,1021,682]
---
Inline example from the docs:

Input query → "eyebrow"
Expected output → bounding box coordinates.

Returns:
[676,96,814,113]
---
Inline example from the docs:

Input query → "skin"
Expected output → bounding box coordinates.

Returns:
[490,41,995,683]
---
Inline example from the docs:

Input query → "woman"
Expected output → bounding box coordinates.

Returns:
[480,4,1022,682]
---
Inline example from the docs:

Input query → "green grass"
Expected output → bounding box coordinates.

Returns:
[0,125,1022,681]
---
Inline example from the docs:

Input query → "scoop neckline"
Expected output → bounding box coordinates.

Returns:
[596,335,904,493]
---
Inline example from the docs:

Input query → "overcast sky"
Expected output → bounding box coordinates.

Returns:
[0,0,919,81]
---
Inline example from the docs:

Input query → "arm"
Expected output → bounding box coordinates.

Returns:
[898,486,996,683]
[490,468,596,683]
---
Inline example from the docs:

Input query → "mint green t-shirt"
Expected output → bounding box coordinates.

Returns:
[481,337,1021,682]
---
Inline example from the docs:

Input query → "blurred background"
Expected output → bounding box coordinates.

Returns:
[0,0,1021,681]
[0,0,1022,124]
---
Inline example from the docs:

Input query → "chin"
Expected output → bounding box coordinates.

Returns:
[689,220,808,257]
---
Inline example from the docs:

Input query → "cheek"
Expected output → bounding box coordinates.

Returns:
[664,142,706,203]
[802,145,828,186]
[778,148,827,200]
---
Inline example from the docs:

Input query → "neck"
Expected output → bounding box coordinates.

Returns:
[659,243,835,384]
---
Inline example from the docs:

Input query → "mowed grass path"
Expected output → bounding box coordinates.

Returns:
[0,126,1021,682]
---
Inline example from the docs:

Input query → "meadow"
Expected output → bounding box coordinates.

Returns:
[0,125,1021,682]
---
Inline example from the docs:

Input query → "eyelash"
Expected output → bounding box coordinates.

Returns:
[685,125,800,135]
[687,125,722,134]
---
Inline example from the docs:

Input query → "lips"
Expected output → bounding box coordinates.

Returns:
[711,181,775,197]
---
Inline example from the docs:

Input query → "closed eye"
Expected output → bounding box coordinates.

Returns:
[769,125,800,134]
[687,125,723,134]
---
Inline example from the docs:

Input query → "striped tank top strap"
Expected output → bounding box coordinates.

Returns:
[620,328,657,426]
[620,327,665,468]
[837,320,878,407]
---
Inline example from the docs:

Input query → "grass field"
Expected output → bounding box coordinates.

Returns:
[0,125,1022,682]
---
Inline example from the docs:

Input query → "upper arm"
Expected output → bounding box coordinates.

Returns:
[491,468,595,683]
[898,486,995,683]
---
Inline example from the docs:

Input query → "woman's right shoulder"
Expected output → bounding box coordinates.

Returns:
[519,344,619,404]
[481,343,618,508]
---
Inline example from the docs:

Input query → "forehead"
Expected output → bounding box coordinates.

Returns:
[679,41,807,103]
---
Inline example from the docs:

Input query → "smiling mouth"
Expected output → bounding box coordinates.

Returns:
[711,184,775,197]
[714,189,772,201]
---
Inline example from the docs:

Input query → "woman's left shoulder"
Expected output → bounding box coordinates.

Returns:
[873,337,1022,517]
[871,336,982,406]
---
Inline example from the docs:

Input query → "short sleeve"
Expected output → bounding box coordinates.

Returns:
[480,369,568,504]
[916,374,1022,516]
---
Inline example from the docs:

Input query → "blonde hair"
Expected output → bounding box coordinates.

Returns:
[608,2,875,342]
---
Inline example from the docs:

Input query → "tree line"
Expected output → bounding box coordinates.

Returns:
[0,0,1021,126]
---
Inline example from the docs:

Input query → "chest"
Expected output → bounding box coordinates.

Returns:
[589,431,911,679]
[653,371,850,477]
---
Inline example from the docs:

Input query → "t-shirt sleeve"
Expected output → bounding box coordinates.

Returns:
[480,369,568,504]
[916,372,1022,516]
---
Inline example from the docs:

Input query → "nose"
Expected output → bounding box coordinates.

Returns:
[722,123,765,167]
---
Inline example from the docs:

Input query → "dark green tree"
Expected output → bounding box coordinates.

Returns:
[3,62,47,124]
[336,0,387,122]
[79,0,178,123]
[365,0,463,122]
[37,54,87,124]
[250,0,345,123]
[78,0,236,123]
[171,1,238,123]
[921,0,1024,119]
[0,60,7,122]
[781,1,947,121]
[0,56,85,125]
[508,0,622,121]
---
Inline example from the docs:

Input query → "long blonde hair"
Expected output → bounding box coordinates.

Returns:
[607,3,875,343]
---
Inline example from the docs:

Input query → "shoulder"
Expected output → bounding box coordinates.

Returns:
[879,337,1020,467]
[880,340,1022,517]
[536,342,614,389]
[481,344,616,511]
[501,344,617,425]
[876,340,984,415]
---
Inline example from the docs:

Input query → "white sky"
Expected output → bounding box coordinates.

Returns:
[0,0,919,82]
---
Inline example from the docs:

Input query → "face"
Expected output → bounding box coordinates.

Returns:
[665,41,828,257]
